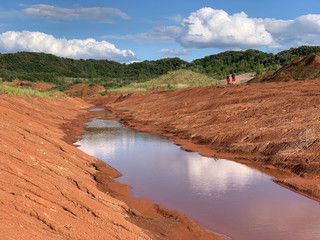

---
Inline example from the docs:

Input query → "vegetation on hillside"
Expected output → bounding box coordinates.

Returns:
[0,52,186,90]
[188,46,320,79]
[0,83,65,98]
[108,70,220,93]
[1,45,320,91]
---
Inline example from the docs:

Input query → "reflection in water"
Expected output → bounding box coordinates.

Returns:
[187,156,261,197]
[77,116,320,240]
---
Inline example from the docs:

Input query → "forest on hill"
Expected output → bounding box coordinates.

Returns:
[1,45,320,90]
[0,53,186,89]
[188,46,320,78]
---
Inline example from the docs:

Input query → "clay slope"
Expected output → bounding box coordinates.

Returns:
[0,95,151,240]
[97,80,320,201]
[251,53,320,82]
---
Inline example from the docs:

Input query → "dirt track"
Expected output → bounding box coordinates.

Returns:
[0,95,221,240]
[94,79,320,201]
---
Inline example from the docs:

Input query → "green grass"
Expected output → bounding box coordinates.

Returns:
[108,69,221,93]
[0,84,65,98]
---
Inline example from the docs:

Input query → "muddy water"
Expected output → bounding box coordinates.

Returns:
[77,110,320,240]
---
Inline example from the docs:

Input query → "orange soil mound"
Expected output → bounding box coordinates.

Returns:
[65,84,105,97]
[251,53,320,82]
[0,95,221,240]
[94,80,320,201]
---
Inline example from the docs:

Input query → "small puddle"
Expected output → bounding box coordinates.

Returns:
[77,109,320,240]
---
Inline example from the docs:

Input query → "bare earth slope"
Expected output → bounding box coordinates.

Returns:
[96,80,320,201]
[0,95,149,240]
[0,95,221,240]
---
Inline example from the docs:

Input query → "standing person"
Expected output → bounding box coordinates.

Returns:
[232,73,236,84]
[226,75,230,85]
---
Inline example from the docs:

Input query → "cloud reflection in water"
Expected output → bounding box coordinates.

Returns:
[76,117,320,240]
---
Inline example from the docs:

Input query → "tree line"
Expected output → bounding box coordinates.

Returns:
[187,46,320,79]
[0,45,320,90]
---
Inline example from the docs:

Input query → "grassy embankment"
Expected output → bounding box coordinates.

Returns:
[0,83,65,98]
[108,69,221,93]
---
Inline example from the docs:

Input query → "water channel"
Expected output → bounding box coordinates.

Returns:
[76,109,320,240]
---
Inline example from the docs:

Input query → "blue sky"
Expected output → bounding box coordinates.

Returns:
[1,0,320,63]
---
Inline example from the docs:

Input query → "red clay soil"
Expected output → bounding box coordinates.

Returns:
[92,80,320,202]
[65,84,105,97]
[0,94,222,240]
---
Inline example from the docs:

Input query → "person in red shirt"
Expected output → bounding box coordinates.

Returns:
[232,73,236,83]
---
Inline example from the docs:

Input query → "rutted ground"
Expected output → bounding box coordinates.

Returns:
[0,95,221,240]
[95,79,320,202]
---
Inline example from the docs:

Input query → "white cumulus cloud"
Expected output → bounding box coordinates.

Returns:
[22,4,130,21]
[264,14,320,47]
[0,31,137,63]
[178,8,274,49]
[178,8,320,50]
